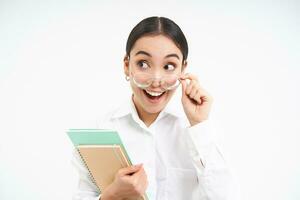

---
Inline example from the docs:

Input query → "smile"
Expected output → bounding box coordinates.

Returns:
[142,89,166,102]
[145,90,164,97]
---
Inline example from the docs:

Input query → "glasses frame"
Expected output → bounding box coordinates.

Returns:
[130,71,181,91]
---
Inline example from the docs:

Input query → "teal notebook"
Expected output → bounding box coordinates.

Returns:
[67,129,148,200]
[67,129,122,145]
[67,129,132,164]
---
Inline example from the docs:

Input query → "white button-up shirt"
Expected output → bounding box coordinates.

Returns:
[72,96,239,200]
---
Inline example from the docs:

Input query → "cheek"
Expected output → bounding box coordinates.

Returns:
[166,89,176,98]
[130,81,142,96]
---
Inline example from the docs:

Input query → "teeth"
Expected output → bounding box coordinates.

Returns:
[145,90,164,97]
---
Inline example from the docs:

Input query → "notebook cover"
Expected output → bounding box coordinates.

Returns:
[78,145,130,190]
[67,129,122,146]
[67,129,147,200]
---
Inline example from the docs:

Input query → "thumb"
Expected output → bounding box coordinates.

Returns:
[180,79,188,100]
[118,164,143,176]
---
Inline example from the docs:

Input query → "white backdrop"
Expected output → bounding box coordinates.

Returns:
[0,1,299,199]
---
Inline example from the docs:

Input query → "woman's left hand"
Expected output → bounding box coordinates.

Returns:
[180,73,213,126]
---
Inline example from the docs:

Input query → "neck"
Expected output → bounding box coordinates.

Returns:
[132,96,159,127]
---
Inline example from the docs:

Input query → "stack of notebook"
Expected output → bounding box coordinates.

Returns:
[67,129,148,200]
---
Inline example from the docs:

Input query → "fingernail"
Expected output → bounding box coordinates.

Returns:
[134,163,143,168]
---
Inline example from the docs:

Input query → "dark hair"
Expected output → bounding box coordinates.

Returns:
[126,16,188,63]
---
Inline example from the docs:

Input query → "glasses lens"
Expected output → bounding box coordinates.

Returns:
[161,75,180,90]
[132,73,153,88]
[132,73,180,90]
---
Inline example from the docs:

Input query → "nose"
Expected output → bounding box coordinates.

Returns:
[151,78,161,87]
[150,72,162,88]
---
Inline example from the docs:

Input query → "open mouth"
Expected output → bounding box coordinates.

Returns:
[143,89,166,101]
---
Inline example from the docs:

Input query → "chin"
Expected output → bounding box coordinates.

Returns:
[144,105,165,114]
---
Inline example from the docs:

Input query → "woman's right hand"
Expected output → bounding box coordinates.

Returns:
[101,164,148,200]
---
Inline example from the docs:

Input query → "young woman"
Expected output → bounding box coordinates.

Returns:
[72,16,239,200]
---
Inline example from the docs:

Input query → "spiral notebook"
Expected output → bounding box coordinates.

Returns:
[67,129,148,200]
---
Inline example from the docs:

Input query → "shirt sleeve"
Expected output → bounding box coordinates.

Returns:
[71,149,102,200]
[185,120,240,200]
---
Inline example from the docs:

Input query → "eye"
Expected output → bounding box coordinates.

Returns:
[137,60,149,69]
[164,63,176,71]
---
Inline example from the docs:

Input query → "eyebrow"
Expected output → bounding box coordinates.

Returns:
[165,53,180,60]
[135,50,180,60]
[135,50,152,57]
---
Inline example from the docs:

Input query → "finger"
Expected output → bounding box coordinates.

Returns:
[136,169,148,194]
[194,90,205,105]
[135,170,147,189]
[185,81,197,95]
[118,164,143,177]
[189,87,199,99]
[138,177,148,196]
[180,73,198,81]
[129,167,147,191]
[187,82,210,103]
[180,79,187,96]
[196,88,211,104]
[194,91,202,104]
[132,166,146,179]
[180,73,197,80]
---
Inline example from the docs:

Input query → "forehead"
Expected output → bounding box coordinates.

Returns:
[130,35,182,59]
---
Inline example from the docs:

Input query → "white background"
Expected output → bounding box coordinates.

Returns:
[0,0,299,199]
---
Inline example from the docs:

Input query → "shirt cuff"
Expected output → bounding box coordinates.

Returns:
[185,120,214,169]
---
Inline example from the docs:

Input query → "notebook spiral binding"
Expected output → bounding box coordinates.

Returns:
[76,147,102,193]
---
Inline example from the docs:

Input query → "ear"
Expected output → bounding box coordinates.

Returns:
[123,54,130,77]
[181,60,187,73]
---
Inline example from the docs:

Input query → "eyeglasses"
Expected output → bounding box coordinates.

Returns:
[131,72,181,90]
